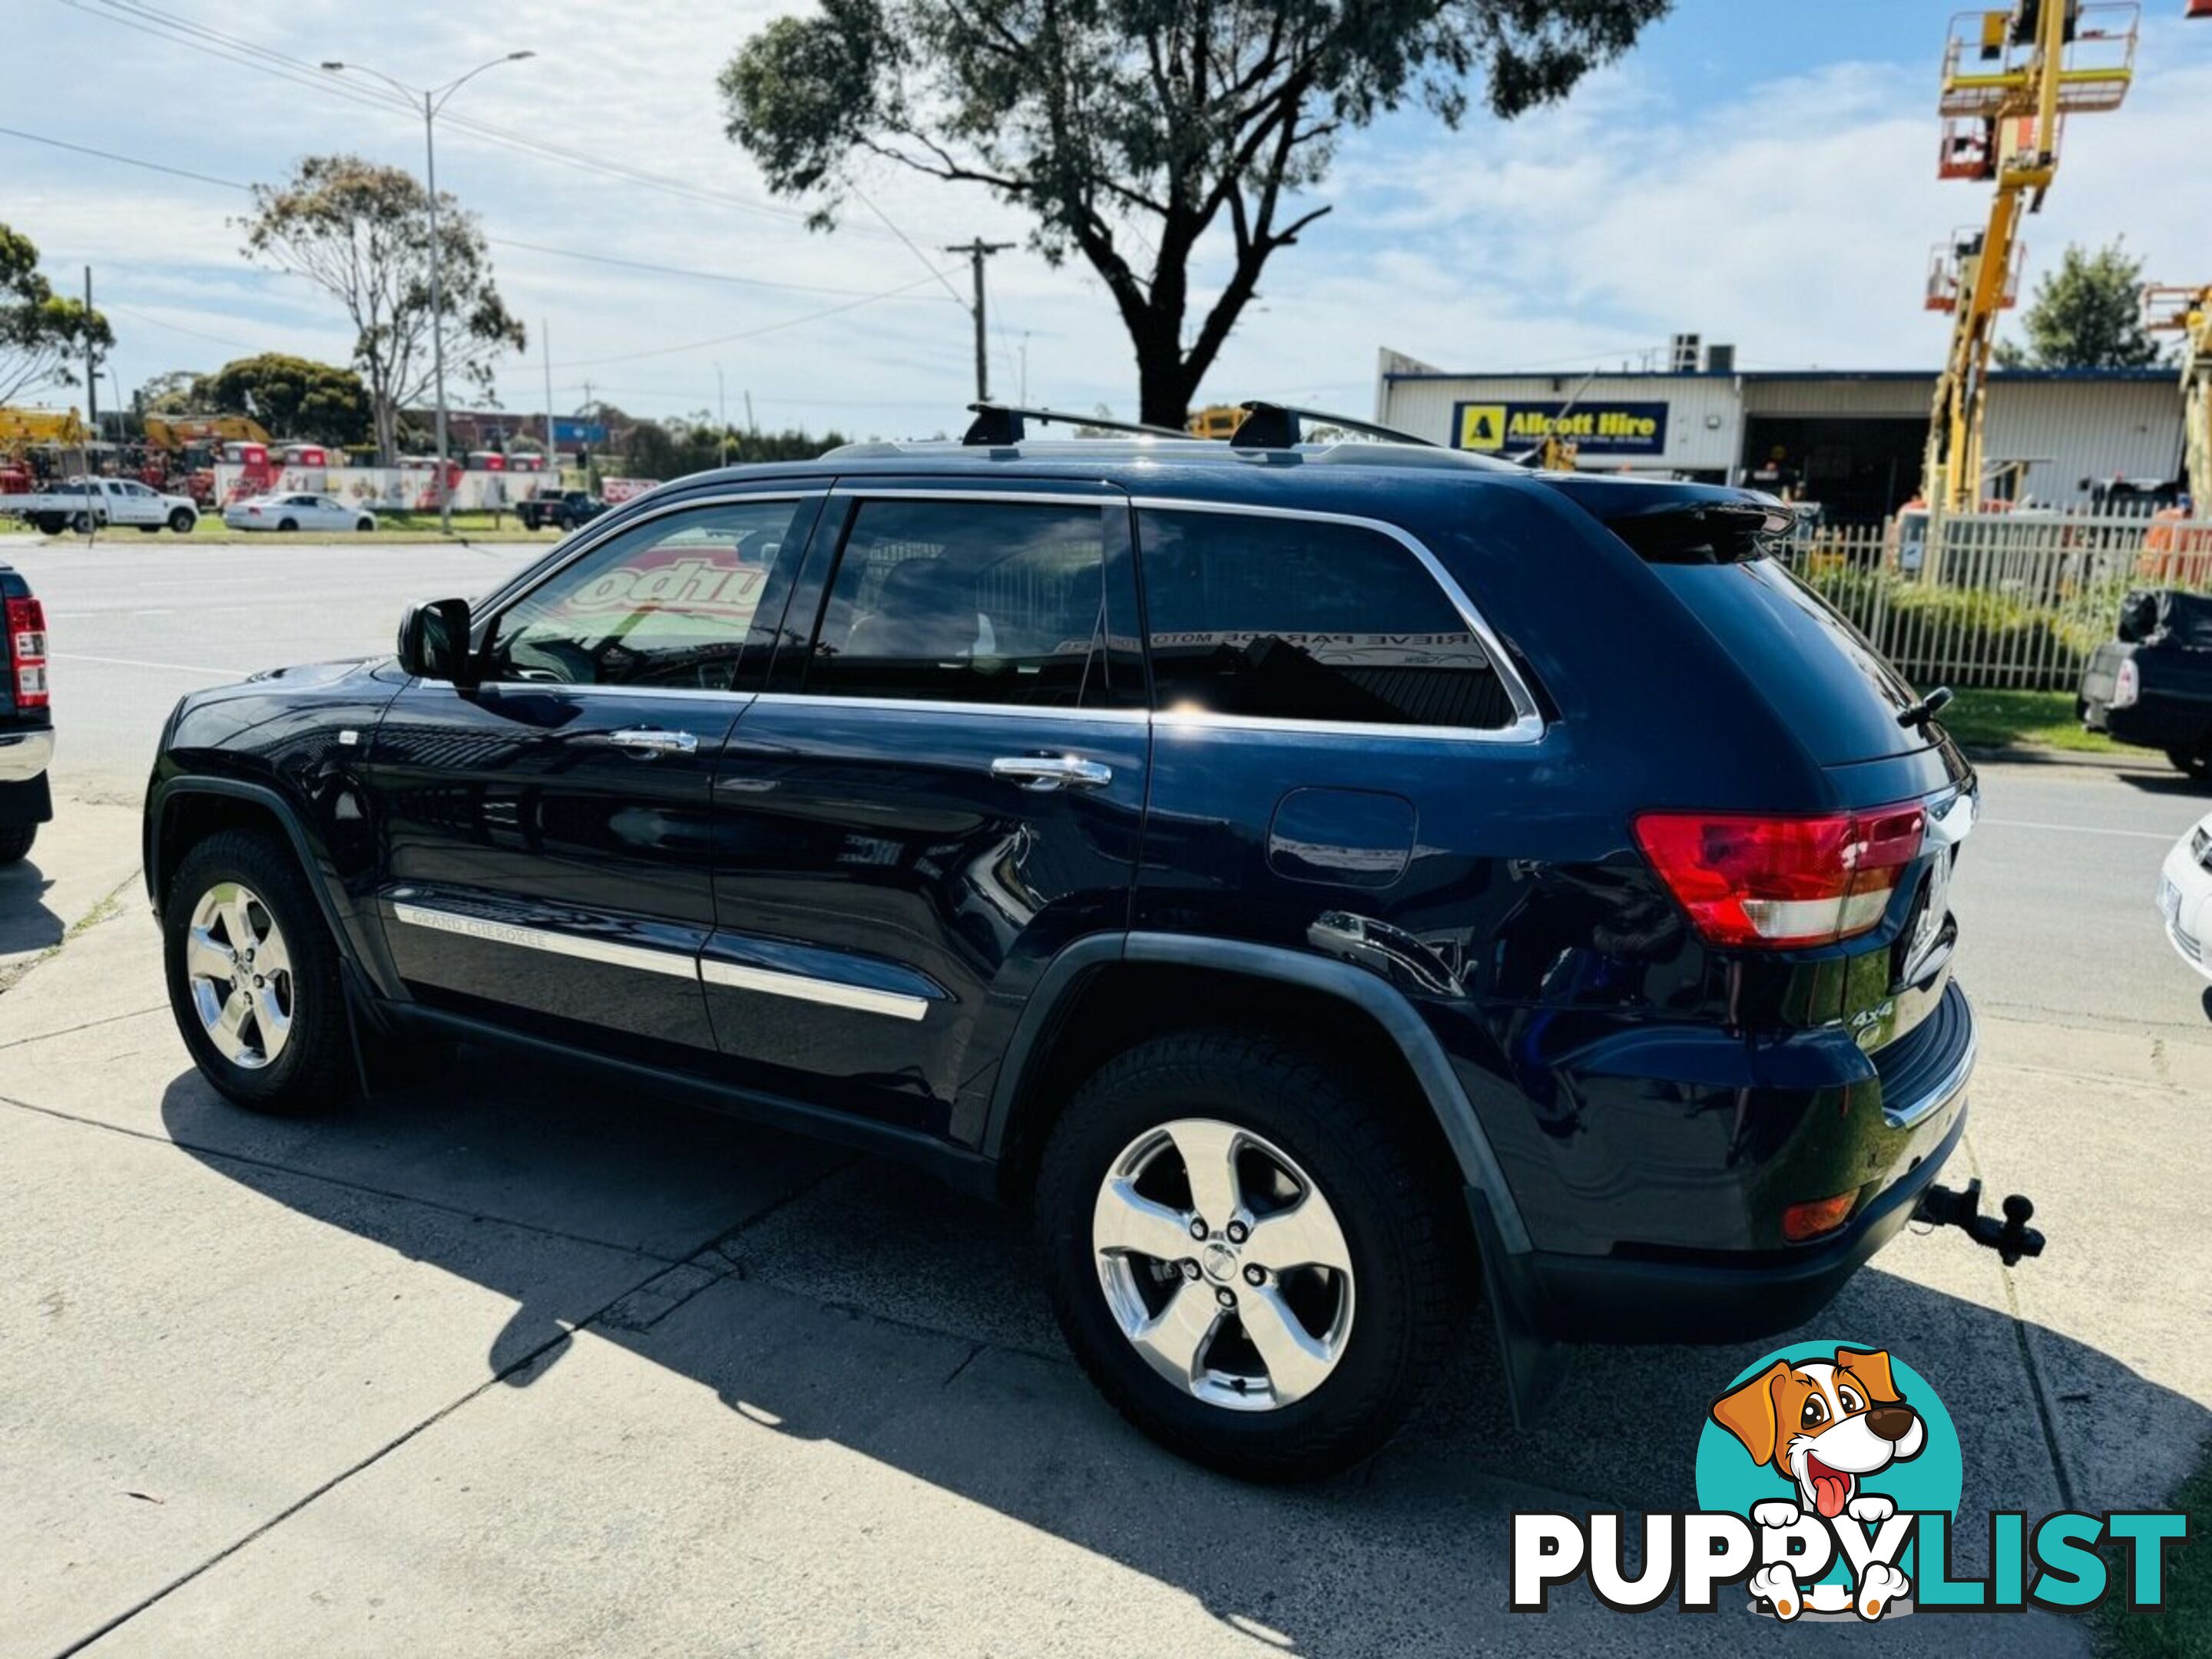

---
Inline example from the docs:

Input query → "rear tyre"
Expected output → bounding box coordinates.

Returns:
[0,823,35,865]
[2166,746,2211,780]
[1035,1028,1465,1482]
[167,508,194,533]
[163,829,351,1114]
[35,515,63,535]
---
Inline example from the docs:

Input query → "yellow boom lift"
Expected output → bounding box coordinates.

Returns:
[1922,2,2137,518]
[2143,285,2211,508]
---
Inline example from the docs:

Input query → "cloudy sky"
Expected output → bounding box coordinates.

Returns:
[7,0,2210,440]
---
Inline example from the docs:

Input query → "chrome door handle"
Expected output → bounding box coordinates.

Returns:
[990,755,1113,791]
[601,727,699,758]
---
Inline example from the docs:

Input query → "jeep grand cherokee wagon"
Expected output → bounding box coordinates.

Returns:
[145,408,1978,1481]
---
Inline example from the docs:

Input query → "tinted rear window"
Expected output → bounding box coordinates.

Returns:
[1136,508,1515,730]
[1652,560,1933,764]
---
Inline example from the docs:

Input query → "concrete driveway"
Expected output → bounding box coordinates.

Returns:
[1,837,2204,1657]
[2,536,2206,1655]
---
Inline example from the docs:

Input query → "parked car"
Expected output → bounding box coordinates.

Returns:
[2078,588,2212,776]
[144,416,1981,1481]
[6,476,197,536]
[515,489,607,532]
[2157,810,2212,977]
[1,558,52,864]
[224,494,378,534]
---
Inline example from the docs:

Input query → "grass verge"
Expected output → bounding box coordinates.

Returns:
[1939,689,2125,757]
[2096,1448,2211,1657]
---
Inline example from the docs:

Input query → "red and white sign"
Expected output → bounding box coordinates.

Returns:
[599,477,657,505]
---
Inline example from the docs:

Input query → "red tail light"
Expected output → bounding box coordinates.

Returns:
[6,594,48,711]
[1633,804,1926,948]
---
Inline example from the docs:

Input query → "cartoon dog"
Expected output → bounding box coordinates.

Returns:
[1710,1347,1925,1620]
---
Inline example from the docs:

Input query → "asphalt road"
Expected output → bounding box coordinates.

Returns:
[8,530,2208,1045]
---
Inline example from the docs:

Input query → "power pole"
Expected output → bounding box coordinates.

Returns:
[84,267,97,435]
[944,239,1013,402]
[541,319,555,476]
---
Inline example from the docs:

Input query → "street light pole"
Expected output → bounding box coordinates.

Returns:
[419,88,451,531]
[716,363,730,468]
[322,51,534,535]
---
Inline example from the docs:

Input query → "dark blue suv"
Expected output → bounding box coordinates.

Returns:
[144,416,1977,1481]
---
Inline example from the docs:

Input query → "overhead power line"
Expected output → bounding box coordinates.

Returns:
[0,122,960,308]
[64,0,947,255]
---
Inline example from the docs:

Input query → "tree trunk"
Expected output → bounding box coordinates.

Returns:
[1135,342,1198,432]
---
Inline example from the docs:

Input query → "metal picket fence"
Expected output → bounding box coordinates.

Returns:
[1774,512,2212,691]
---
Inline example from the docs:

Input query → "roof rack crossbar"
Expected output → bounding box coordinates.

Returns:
[960,402,1194,446]
[1229,401,1439,450]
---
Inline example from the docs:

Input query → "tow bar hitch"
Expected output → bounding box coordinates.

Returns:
[1915,1179,2044,1267]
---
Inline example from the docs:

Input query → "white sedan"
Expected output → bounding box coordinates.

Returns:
[2156,810,2212,978]
[223,493,377,533]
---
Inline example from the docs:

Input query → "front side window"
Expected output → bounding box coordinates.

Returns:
[1135,508,1514,730]
[805,499,1109,707]
[485,498,808,689]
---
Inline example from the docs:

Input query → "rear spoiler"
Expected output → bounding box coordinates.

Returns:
[1538,477,1797,565]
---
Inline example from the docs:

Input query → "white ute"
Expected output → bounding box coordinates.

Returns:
[8,477,199,536]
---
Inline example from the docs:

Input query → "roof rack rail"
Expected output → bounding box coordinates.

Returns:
[1229,401,1438,450]
[960,402,1194,445]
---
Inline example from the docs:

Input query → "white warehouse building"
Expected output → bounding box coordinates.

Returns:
[1373,348,2186,524]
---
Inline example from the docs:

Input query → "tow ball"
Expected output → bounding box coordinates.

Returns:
[1914,1178,2045,1267]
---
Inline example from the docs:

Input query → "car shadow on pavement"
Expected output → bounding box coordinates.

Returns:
[0,849,63,962]
[158,1051,2203,1654]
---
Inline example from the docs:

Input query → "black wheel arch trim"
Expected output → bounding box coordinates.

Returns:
[980,930,1534,1257]
[144,776,402,998]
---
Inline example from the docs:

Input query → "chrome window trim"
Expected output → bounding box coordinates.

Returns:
[465,682,757,704]
[826,487,1122,508]
[1127,495,1546,745]
[699,958,930,1021]
[752,692,1147,725]
[470,488,831,624]
[389,900,698,981]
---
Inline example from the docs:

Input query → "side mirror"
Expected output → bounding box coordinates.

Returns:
[396,597,478,687]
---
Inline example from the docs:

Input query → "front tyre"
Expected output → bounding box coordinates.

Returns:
[168,507,195,533]
[0,823,35,864]
[1035,1030,1465,1482]
[163,829,350,1114]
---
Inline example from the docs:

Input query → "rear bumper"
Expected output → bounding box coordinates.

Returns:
[1508,980,1977,1344]
[0,727,54,783]
[1519,1106,1965,1343]
[2091,695,2212,751]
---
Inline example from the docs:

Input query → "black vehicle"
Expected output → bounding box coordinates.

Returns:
[515,488,607,532]
[2080,588,2212,777]
[144,407,1987,1480]
[1,559,53,865]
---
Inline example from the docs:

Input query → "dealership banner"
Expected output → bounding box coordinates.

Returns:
[1455,399,1669,457]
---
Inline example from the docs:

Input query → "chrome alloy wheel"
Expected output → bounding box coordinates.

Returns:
[1091,1118,1355,1412]
[184,882,294,1070]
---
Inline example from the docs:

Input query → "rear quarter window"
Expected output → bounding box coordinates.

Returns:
[1134,508,1515,730]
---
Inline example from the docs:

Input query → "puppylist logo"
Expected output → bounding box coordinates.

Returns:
[1512,1341,2189,1621]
